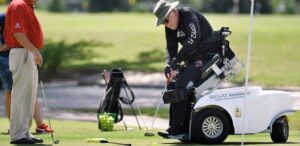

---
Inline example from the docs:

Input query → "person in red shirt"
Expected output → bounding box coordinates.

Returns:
[4,0,44,144]
[0,12,53,136]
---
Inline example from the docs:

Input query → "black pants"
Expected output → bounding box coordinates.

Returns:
[167,60,204,135]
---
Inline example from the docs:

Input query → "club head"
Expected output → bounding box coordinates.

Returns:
[100,140,108,143]
[144,132,155,136]
[53,139,60,144]
[51,133,59,144]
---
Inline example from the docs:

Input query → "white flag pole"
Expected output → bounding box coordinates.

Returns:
[241,0,255,145]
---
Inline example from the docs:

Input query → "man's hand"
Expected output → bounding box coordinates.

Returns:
[0,44,8,52]
[164,65,171,78]
[33,50,43,67]
[170,58,179,70]
[166,70,176,84]
[13,33,43,67]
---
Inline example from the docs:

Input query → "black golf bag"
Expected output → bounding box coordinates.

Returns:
[97,69,135,129]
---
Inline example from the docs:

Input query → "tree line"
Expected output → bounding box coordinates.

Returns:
[3,0,298,14]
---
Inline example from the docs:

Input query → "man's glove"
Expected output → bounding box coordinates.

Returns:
[170,58,179,70]
[164,64,171,78]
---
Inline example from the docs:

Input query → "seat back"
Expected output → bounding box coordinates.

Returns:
[193,27,243,99]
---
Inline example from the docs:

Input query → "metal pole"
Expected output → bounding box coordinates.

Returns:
[132,97,148,130]
[123,86,142,130]
[242,0,255,145]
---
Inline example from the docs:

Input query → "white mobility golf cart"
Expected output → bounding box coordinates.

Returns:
[155,27,300,144]
[182,27,300,144]
[191,86,299,144]
[159,1,299,144]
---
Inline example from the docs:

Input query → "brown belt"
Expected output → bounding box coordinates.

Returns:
[10,47,25,49]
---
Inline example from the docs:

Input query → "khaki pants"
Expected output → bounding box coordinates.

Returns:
[9,48,38,141]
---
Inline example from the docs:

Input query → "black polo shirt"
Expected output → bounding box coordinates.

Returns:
[165,7,213,65]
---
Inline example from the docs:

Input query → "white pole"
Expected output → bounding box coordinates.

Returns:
[241,0,255,145]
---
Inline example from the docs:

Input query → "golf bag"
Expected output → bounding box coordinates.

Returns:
[97,69,135,125]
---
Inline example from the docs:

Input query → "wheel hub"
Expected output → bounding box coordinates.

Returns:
[202,116,223,138]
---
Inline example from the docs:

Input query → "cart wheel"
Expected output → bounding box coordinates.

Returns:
[270,117,289,143]
[192,108,229,144]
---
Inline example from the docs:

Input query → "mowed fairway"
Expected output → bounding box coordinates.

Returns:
[0,3,299,86]
[35,12,300,86]
[0,118,299,146]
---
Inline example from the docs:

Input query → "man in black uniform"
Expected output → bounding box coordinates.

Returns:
[153,0,214,140]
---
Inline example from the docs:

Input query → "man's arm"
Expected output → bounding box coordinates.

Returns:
[165,27,178,65]
[170,11,201,70]
[164,27,178,79]
[13,33,43,66]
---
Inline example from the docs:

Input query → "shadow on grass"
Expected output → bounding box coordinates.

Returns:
[63,48,165,73]
[105,48,164,72]
[65,60,156,73]
[14,144,52,146]
[163,141,299,145]
[1,132,9,135]
[40,39,113,80]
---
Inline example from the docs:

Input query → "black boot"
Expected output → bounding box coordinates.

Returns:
[158,131,171,138]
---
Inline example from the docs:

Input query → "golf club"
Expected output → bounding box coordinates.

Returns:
[100,139,131,146]
[40,81,60,144]
[144,94,162,136]
[102,70,132,131]
[87,138,131,146]
[144,84,167,137]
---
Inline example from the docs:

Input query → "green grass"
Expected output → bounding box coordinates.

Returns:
[38,12,300,86]
[1,5,300,86]
[124,107,170,119]
[127,107,300,134]
[289,111,300,131]
[0,118,299,146]
[145,108,300,131]
[58,107,300,131]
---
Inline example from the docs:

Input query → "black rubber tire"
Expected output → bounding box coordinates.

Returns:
[270,117,289,143]
[191,108,229,144]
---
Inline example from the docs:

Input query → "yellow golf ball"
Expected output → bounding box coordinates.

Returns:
[152,142,157,146]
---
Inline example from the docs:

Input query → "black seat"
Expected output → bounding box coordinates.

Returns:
[192,27,242,97]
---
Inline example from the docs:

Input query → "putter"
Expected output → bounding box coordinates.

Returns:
[40,81,60,144]
[87,138,131,146]
[100,139,131,146]
[144,84,167,137]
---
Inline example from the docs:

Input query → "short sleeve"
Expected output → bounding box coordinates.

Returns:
[10,5,26,33]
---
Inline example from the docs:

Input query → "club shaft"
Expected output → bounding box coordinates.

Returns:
[109,142,130,146]
[40,81,58,143]
[151,85,166,129]
[151,97,162,129]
